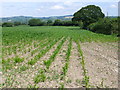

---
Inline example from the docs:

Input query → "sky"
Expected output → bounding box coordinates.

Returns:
[0,0,119,17]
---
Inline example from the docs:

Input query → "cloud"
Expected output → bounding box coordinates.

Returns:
[36,8,41,11]
[51,5,65,9]
[110,4,117,8]
[63,1,73,6]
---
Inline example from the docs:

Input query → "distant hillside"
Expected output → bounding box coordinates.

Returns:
[1,15,73,23]
[1,15,117,24]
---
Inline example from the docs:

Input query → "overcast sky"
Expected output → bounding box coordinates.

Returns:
[1,0,119,17]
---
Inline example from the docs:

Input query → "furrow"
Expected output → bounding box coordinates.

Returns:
[36,38,69,88]
[64,41,84,88]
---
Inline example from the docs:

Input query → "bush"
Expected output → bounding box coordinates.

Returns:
[88,18,113,35]
[53,20,78,26]
[78,21,83,29]
[28,19,44,26]
[88,18,119,35]
[14,22,21,26]
[111,18,118,35]
[62,21,74,26]
[53,19,63,26]
[2,22,14,27]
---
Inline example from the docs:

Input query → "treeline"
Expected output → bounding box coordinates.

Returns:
[2,19,78,27]
[2,22,27,27]
[2,17,119,36]
[1,5,119,36]
[28,19,79,26]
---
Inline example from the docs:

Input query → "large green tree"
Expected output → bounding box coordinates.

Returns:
[53,19,63,26]
[28,19,44,26]
[72,5,105,29]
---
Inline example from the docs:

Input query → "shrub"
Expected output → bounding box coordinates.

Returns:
[53,20,78,26]
[14,22,21,26]
[111,18,118,35]
[28,19,44,26]
[62,21,74,26]
[2,22,14,27]
[88,18,112,35]
[78,21,83,29]
[88,18,119,35]
[53,19,63,26]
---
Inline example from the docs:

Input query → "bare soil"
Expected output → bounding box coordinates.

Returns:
[64,41,83,88]
[37,39,69,88]
[2,40,118,88]
[2,38,63,88]
[80,42,118,88]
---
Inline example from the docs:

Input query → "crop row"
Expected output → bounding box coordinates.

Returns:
[33,37,67,84]
[61,38,72,79]
[44,37,66,69]
[76,40,90,88]
[2,38,51,72]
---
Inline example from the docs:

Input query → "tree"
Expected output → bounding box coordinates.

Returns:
[53,19,63,26]
[28,19,44,26]
[47,20,53,26]
[2,22,14,27]
[72,5,105,29]
[14,22,21,26]
[62,21,74,26]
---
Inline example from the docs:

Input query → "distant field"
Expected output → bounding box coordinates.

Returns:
[1,26,118,88]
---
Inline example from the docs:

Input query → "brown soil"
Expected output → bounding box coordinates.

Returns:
[37,38,69,88]
[2,38,63,88]
[2,40,118,88]
[80,42,118,88]
[64,41,83,88]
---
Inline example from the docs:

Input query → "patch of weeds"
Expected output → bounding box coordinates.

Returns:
[2,59,10,64]
[44,60,51,69]
[28,59,37,65]
[14,56,24,63]
[59,83,65,90]
[63,50,66,53]
[34,69,46,83]
[27,84,39,89]
[76,79,81,84]
[52,73,60,80]
[0,83,4,88]
[60,54,63,57]
[47,76,51,80]
[6,76,14,87]
[60,75,64,80]
[28,48,31,52]
[67,79,72,83]
[20,65,28,71]
[2,59,13,71]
